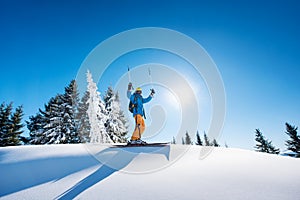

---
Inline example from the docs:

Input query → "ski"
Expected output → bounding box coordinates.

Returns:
[111,142,170,148]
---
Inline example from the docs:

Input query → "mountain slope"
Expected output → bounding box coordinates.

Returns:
[0,144,299,200]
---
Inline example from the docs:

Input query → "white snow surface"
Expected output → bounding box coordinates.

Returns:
[0,144,300,200]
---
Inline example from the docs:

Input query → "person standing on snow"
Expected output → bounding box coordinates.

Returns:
[127,82,155,144]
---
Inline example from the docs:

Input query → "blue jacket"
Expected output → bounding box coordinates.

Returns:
[127,90,152,117]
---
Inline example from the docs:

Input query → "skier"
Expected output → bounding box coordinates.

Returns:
[127,82,155,144]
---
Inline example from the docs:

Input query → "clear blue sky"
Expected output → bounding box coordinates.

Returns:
[0,0,299,150]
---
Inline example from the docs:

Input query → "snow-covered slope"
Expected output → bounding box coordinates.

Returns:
[0,144,299,200]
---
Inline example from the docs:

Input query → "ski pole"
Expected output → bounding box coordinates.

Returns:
[128,66,131,82]
[128,65,134,90]
[148,67,155,96]
[148,67,153,89]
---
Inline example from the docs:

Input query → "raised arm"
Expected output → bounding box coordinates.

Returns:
[127,90,132,99]
[142,95,152,103]
[127,82,133,99]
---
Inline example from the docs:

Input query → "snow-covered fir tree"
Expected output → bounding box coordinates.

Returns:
[104,86,114,110]
[26,113,47,144]
[104,87,128,143]
[86,70,111,143]
[0,102,13,146]
[77,90,90,143]
[8,105,24,145]
[0,102,24,146]
[27,80,80,144]
[42,94,68,144]
[61,80,80,143]
[27,98,61,145]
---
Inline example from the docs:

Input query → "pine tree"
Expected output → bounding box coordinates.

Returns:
[267,141,280,154]
[27,98,59,145]
[204,132,210,146]
[86,70,111,143]
[181,137,185,145]
[28,95,66,144]
[62,80,80,143]
[6,105,24,145]
[27,80,81,145]
[77,90,90,143]
[27,113,47,144]
[285,123,300,157]
[255,129,279,154]
[185,131,192,145]
[104,87,128,143]
[195,131,202,145]
[171,136,176,144]
[0,102,13,146]
[42,94,69,144]
[225,142,229,148]
[0,103,24,146]
[212,139,220,147]
[104,86,114,110]
[255,129,268,152]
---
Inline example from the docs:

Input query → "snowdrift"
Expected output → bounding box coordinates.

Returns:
[0,144,299,200]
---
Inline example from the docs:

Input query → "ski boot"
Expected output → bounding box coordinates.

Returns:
[128,139,147,145]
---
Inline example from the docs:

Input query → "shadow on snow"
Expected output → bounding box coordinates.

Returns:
[0,154,99,197]
[56,145,170,200]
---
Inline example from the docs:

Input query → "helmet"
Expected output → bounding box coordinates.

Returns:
[136,87,142,92]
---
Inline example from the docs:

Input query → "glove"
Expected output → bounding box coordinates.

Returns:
[128,82,132,90]
[150,88,155,96]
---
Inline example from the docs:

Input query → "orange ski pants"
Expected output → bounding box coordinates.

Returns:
[131,114,145,140]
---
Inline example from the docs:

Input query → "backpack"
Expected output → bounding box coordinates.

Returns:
[128,94,146,118]
[128,94,138,113]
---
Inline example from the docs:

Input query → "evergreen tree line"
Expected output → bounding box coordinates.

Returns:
[1,71,300,154]
[0,70,128,146]
[170,123,300,158]
[254,123,300,157]
[171,131,220,147]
